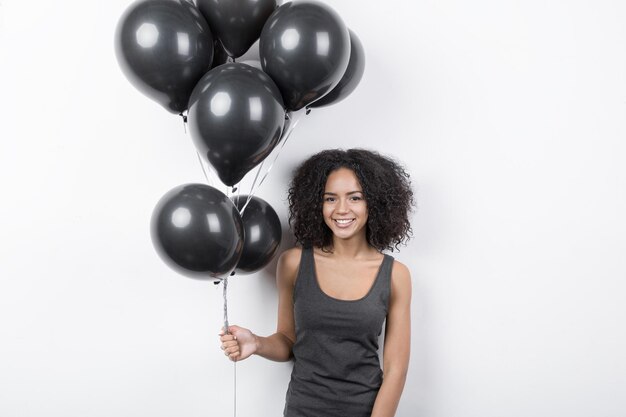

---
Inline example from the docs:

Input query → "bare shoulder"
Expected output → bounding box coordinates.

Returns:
[277,247,303,285]
[390,259,412,295]
[278,247,302,271]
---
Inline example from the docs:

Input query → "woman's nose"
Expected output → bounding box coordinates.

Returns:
[337,198,349,212]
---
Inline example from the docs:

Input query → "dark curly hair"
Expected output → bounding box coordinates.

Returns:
[288,148,414,252]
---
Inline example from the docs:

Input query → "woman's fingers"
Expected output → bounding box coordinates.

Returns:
[220,334,238,345]
[221,339,241,362]
[222,343,240,361]
[218,326,243,361]
[221,340,238,349]
[223,344,239,354]
[221,338,238,348]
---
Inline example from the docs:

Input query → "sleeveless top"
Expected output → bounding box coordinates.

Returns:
[284,247,394,417]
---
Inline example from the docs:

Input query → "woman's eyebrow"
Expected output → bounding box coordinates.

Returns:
[323,191,363,195]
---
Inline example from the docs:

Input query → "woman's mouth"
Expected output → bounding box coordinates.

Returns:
[333,218,355,227]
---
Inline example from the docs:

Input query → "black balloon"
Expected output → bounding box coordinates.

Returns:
[259,0,350,111]
[309,29,365,108]
[196,0,277,58]
[115,0,214,114]
[151,184,244,279]
[232,195,282,274]
[187,63,285,186]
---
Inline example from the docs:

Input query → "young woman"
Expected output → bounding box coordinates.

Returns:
[220,149,414,417]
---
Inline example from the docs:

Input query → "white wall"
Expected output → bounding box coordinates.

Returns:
[1,0,625,416]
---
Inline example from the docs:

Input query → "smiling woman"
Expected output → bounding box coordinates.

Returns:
[219,149,415,417]
[322,167,370,243]
[288,149,414,253]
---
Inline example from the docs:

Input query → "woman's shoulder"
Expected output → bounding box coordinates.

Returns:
[390,258,411,289]
[277,247,304,284]
[278,246,303,265]
[390,257,409,273]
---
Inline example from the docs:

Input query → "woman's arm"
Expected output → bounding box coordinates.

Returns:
[220,248,300,362]
[370,260,412,417]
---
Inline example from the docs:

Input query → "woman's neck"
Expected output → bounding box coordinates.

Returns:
[326,236,376,259]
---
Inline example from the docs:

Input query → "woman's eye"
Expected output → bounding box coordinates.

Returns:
[324,197,336,202]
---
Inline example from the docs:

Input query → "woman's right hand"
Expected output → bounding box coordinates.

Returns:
[219,325,258,362]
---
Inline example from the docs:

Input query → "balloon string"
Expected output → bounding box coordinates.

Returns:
[183,111,217,188]
[220,276,237,417]
[222,275,229,333]
[256,108,305,189]
[242,108,306,210]
[239,159,265,216]
[196,152,212,186]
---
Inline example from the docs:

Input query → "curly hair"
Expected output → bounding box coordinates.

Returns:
[288,148,414,252]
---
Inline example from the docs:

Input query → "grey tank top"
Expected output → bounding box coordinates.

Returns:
[284,247,394,417]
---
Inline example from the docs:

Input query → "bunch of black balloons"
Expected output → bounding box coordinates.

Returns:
[115,0,365,278]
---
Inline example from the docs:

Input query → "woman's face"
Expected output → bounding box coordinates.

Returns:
[322,167,368,242]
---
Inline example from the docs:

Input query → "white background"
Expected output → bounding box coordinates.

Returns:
[1,0,625,416]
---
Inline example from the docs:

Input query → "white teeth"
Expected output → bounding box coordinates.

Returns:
[335,219,354,224]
